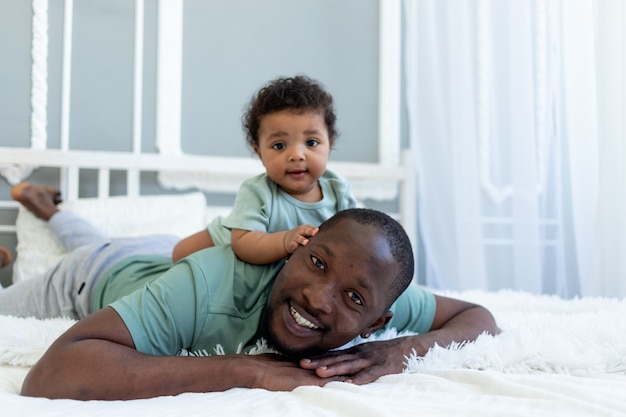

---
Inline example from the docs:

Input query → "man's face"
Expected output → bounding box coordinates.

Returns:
[262,218,398,358]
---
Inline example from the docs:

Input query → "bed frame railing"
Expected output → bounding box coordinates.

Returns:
[0,1,418,278]
[0,147,416,245]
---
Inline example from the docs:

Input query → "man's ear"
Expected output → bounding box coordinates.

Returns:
[361,311,393,338]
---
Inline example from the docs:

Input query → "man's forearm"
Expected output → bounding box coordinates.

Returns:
[22,341,255,400]
[20,308,338,400]
[20,312,261,399]
[409,304,499,357]
[20,308,264,400]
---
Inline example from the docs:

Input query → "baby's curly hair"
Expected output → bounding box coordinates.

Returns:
[242,75,338,150]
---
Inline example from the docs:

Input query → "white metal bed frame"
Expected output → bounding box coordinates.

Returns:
[0,0,417,275]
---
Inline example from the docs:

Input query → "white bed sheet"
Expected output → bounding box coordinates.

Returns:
[1,368,625,417]
[2,290,625,416]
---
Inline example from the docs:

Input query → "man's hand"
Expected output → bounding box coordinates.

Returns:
[246,353,346,390]
[299,338,415,385]
[283,224,319,254]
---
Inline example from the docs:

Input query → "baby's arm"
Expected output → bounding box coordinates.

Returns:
[171,229,215,262]
[283,224,320,253]
[231,224,318,264]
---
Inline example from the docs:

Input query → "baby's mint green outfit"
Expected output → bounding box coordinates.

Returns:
[207,169,358,245]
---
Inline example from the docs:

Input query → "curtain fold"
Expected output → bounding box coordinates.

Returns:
[404,0,625,297]
[590,0,626,296]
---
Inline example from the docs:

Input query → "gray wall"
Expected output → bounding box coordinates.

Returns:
[1,0,380,156]
[0,0,383,286]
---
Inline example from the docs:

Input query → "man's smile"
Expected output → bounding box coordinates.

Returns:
[290,303,320,330]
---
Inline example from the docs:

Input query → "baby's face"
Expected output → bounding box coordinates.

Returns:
[261,218,397,358]
[254,109,330,202]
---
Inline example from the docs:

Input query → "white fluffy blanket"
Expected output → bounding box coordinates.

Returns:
[2,290,626,417]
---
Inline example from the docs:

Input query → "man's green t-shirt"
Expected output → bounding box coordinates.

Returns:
[99,245,436,356]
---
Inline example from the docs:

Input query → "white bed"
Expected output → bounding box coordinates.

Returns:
[1,174,625,417]
[1,1,626,415]
[1,286,626,417]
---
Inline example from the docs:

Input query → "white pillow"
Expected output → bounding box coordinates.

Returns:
[12,192,209,283]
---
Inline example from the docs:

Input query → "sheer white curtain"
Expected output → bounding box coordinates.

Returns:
[403,0,625,298]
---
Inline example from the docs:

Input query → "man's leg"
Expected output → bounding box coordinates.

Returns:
[1,183,110,318]
[3,183,178,319]
[12,183,108,250]
[0,242,106,319]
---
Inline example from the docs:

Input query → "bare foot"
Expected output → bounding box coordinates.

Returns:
[11,182,63,221]
[0,247,11,269]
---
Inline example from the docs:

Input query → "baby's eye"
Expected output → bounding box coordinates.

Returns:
[272,143,286,150]
[305,139,319,147]
[347,290,363,306]
[310,255,325,271]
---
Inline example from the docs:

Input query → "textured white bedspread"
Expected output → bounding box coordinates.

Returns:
[2,290,625,417]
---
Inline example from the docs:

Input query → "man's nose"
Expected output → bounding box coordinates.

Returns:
[302,282,335,315]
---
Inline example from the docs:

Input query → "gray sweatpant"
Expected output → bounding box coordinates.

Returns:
[0,211,179,319]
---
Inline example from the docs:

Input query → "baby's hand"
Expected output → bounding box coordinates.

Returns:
[284,224,319,254]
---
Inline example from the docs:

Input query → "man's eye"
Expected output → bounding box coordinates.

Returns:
[272,143,285,150]
[306,139,319,147]
[310,255,325,271]
[347,290,363,306]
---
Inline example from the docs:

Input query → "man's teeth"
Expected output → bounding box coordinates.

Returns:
[290,305,319,329]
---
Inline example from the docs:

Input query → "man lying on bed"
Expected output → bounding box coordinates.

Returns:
[1,183,499,400]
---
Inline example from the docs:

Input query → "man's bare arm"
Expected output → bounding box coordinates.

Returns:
[21,307,336,400]
[300,295,499,383]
